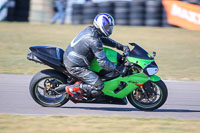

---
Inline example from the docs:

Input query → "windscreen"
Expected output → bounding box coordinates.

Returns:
[129,43,152,60]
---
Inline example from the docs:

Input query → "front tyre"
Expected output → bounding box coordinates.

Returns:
[29,69,69,107]
[127,80,168,111]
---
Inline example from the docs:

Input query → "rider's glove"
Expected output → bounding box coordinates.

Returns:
[123,45,130,53]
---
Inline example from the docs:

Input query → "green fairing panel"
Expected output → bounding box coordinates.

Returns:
[90,48,118,72]
[150,75,161,82]
[90,47,161,99]
[102,73,161,99]
[127,57,154,69]
[102,73,149,98]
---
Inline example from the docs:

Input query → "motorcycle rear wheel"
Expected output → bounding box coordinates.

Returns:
[29,69,69,107]
[127,80,168,111]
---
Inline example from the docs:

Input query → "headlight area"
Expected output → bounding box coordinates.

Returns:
[146,67,159,75]
[143,62,159,76]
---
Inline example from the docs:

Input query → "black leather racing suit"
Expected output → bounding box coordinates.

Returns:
[63,26,124,95]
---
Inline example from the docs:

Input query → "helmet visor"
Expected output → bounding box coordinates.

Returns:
[104,24,113,35]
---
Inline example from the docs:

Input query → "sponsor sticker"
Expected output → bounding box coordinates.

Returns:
[163,0,200,30]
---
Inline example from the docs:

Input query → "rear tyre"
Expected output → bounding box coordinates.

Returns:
[29,69,69,107]
[127,80,168,111]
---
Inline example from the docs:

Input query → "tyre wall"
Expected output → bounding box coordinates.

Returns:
[71,0,200,28]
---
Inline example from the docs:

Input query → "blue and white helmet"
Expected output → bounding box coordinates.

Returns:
[93,13,115,37]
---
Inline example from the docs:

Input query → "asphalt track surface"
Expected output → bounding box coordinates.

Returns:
[0,74,200,120]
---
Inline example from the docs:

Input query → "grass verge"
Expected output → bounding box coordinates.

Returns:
[0,114,200,133]
[0,22,200,80]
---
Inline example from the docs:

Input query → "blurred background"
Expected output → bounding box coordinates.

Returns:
[0,0,200,79]
[0,0,199,27]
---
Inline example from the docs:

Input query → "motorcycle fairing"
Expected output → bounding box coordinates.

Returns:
[90,47,118,72]
[127,57,154,69]
[102,73,146,98]
[102,73,161,99]
[129,43,152,60]
[127,43,155,69]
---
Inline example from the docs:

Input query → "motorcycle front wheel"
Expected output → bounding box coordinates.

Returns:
[29,69,69,107]
[127,80,168,111]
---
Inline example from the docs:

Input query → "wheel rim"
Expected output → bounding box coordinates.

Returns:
[34,78,67,105]
[131,82,163,109]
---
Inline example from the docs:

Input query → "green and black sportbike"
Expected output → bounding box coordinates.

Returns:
[27,43,168,111]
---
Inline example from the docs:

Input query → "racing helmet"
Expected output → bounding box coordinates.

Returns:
[93,13,115,37]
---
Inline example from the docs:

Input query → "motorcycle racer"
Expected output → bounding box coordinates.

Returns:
[62,13,130,100]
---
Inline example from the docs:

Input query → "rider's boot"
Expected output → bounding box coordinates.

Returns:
[81,84,102,98]
[65,81,84,101]
[55,82,102,100]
